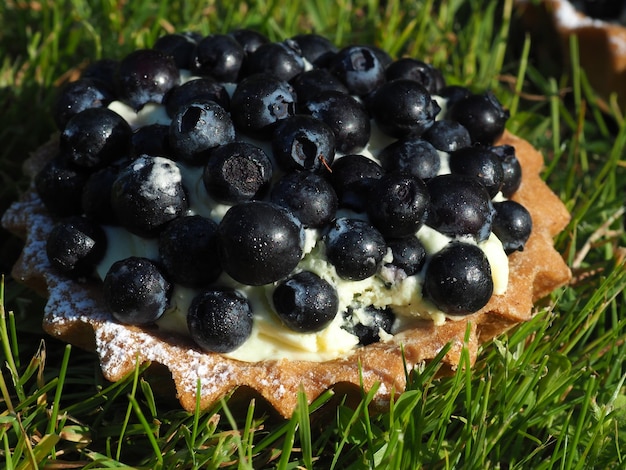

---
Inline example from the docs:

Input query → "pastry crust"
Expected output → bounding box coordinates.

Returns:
[2,130,571,417]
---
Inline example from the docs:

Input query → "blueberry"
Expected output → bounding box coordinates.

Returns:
[366,173,430,238]
[272,115,336,172]
[342,305,395,345]
[103,256,171,325]
[426,174,494,241]
[423,241,493,315]
[270,171,338,228]
[218,201,303,286]
[187,288,253,353]
[302,90,371,154]
[164,78,230,117]
[46,216,107,278]
[324,218,387,281]
[385,236,426,276]
[422,119,471,152]
[35,154,89,217]
[80,58,119,90]
[437,85,471,109]
[111,155,188,237]
[53,78,115,129]
[330,154,384,212]
[489,144,522,198]
[191,34,245,82]
[330,45,386,95]
[158,215,222,287]
[370,79,441,138]
[82,164,123,224]
[272,271,339,333]
[291,68,348,104]
[447,91,509,145]
[131,124,171,157]
[448,146,504,198]
[60,107,132,169]
[291,33,338,65]
[230,73,296,139]
[377,138,441,180]
[153,33,198,69]
[169,99,235,164]
[229,29,270,54]
[491,200,532,254]
[202,142,273,204]
[242,39,305,82]
[116,49,181,111]
[385,58,445,94]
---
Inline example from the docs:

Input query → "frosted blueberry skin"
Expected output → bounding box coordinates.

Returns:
[103,256,171,325]
[330,154,384,212]
[385,57,445,95]
[272,271,339,333]
[423,242,494,315]
[35,154,89,217]
[492,200,533,255]
[291,68,349,104]
[191,34,245,83]
[342,305,395,345]
[164,78,231,117]
[291,33,338,65]
[242,39,305,82]
[218,201,304,286]
[448,146,505,198]
[378,138,441,181]
[46,216,107,278]
[447,91,509,145]
[158,215,222,287]
[324,218,387,281]
[385,236,426,277]
[110,155,189,237]
[422,119,471,152]
[53,78,116,130]
[187,288,253,353]
[330,45,386,96]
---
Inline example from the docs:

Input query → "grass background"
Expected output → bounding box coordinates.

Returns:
[1,0,625,468]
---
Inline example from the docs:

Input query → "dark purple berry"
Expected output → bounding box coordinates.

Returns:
[153,33,198,69]
[46,216,107,278]
[330,45,385,95]
[291,68,348,104]
[377,138,441,181]
[80,59,119,89]
[218,201,303,285]
[270,171,338,228]
[490,144,522,198]
[116,49,181,111]
[324,218,386,281]
[447,91,509,145]
[242,39,305,81]
[437,85,471,109]
[169,99,235,164]
[422,119,471,152]
[385,236,426,276]
[110,155,188,237]
[491,200,532,254]
[81,164,123,224]
[342,305,394,345]
[229,29,270,54]
[192,34,245,82]
[164,78,230,117]
[187,288,253,353]
[35,154,89,217]
[448,146,504,198]
[370,80,441,138]
[202,142,273,204]
[272,115,336,172]
[53,78,115,129]
[60,107,132,169]
[385,58,445,94]
[131,124,171,157]
[330,154,384,212]
[426,174,495,241]
[423,242,493,315]
[366,173,430,238]
[158,215,222,287]
[103,256,171,325]
[291,33,338,65]
[272,271,339,333]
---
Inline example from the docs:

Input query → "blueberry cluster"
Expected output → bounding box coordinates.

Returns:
[40,29,532,356]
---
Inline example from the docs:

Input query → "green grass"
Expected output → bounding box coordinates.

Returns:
[1,0,625,468]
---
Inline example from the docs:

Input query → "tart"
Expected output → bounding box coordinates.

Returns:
[2,30,571,417]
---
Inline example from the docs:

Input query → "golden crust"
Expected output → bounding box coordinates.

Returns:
[2,131,571,418]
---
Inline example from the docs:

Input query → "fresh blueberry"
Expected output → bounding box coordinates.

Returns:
[330,45,386,95]
[46,216,107,278]
[192,34,245,82]
[489,144,522,198]
[131,124,171,157]
[491,200,532,254]
[342,305,395,345]
[422,119,471,152]
[158,215,222,287]
[426,174,495,241]
[423,241,493,315]
[60,107,132,169]
[81,164,124,224]
[291,68,348,104]
[218,201,303,286]
[366,173,430,238]
[324,218,387,281]
[385,236,426,276]
[169,99,235,164]
[110,155,188,237]
[437,85,472,109]
[448,146,504,198]
[103,256,171,325]
[370,79,441,138]
[187,288,253,353]
[242,39,305,81]
[272,271,339,333]
[53,78,115,129]
[35,154,89,217]
[230,73,296,139]
[272,114,336,172]
[330,154,384,212]
[385,58,445,94]
[202,142,273,204]
[229,29,270,54]
[270,171,338,228]
[116,48,181,111]
[291,33,338,65]
[377,138,441,181]
[164,78,230,117]
[447,91,509,145]
[153,33,198,69]
[80,58,119,90]
[302,90,371,154]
